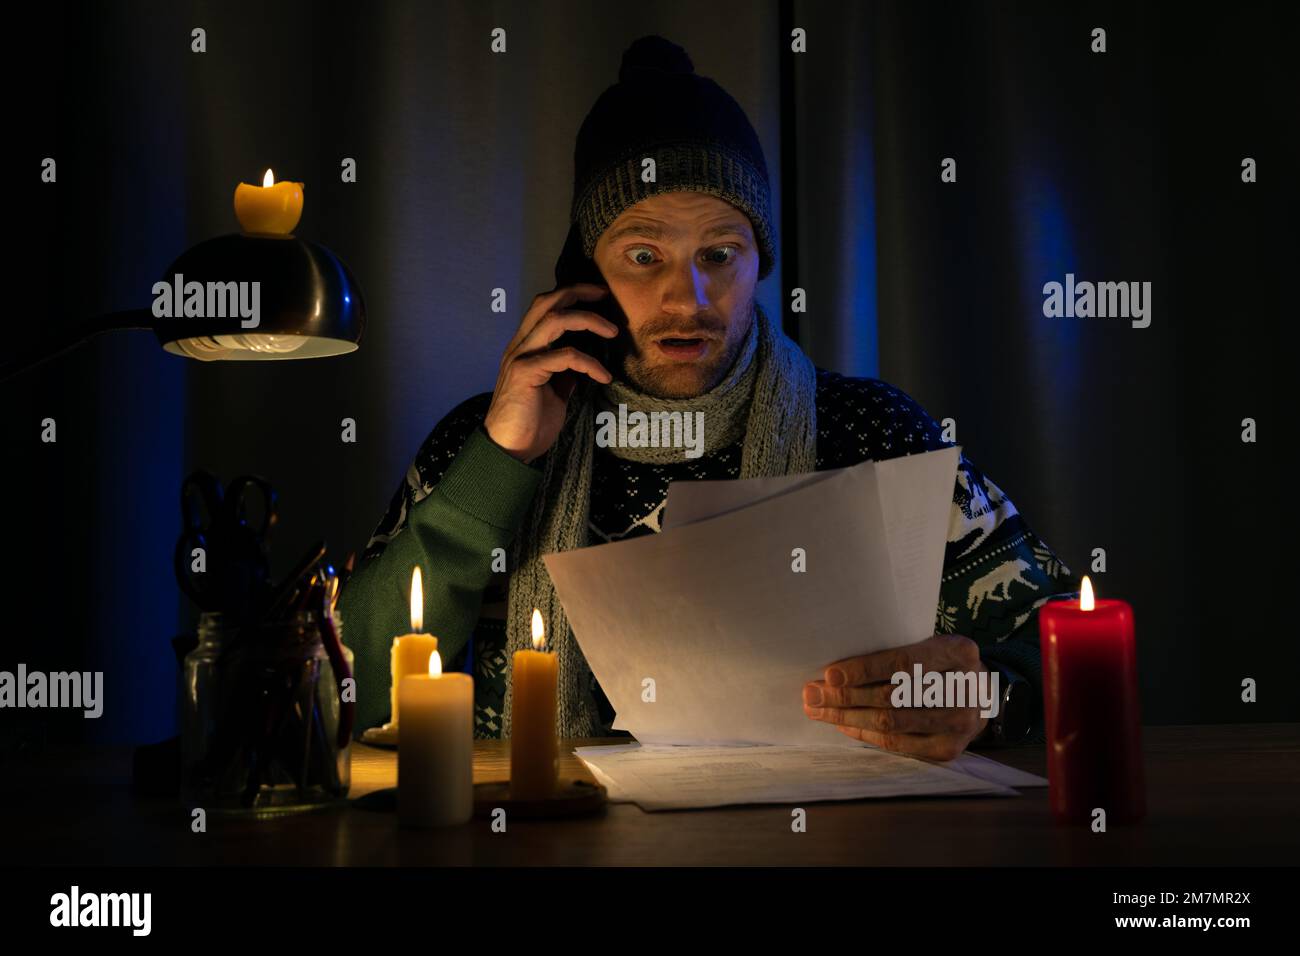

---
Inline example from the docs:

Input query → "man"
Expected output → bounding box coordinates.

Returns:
[338,36,1075,760]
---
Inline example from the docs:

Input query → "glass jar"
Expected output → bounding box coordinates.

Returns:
[180,609,353,815]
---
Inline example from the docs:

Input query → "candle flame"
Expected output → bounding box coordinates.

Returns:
[428,650,442,677]
[410,566,423,632]
[262,168,275,187]
[1080,575,1095,611]
[531,608,545,651]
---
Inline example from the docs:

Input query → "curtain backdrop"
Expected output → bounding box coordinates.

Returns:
[4,0,1289,746]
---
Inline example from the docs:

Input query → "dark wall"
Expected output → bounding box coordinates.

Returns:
[855,2,1292,724]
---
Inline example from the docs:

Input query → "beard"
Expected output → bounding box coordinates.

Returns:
[615,292,756,399]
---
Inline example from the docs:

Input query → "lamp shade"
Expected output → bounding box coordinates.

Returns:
[152,234,365,361]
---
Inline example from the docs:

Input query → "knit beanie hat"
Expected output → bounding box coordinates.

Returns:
[568,35,777,280]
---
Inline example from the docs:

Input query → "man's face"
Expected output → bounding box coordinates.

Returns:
[592,192,759,399]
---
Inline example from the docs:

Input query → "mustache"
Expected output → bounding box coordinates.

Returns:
[637,316,727,340]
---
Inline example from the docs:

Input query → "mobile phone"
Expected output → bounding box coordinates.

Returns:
[550,222,623,369]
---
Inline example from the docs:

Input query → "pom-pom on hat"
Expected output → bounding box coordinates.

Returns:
[568,36,777,280]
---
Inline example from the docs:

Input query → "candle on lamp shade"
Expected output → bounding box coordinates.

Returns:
[1040,575,1145,824]
[398,648,474,828]
[388,566,438,730]
[509,609,558,800]
[233,168,304,235]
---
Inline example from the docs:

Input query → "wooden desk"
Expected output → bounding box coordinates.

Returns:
[3,724,1296,866]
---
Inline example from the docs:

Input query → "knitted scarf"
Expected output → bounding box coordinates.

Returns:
[500,300,818,739]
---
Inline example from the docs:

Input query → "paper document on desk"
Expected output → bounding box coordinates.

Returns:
[542,445,961,748]
[573,742,1025,811]
[946,750,1048,789]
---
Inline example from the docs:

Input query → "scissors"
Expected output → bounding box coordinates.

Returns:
[173,470,278,616]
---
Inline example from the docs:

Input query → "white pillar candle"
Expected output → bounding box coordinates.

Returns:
[398,650,474,828]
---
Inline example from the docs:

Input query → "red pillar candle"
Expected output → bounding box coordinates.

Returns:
[1040,576,1145,825]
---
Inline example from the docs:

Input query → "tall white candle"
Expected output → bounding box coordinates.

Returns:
[398,650,474,828]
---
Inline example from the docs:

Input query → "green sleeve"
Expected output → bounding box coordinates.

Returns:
[337,426,542,734]
[935,454,1077,744]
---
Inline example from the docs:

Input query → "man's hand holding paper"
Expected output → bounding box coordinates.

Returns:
[805,634,990,761]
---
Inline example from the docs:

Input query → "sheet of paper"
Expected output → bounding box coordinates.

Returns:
[573,743,1018,811]
[661,469,841,530]
[937,751,1048,789]
[664,446,961,642]
[542,446,960,748]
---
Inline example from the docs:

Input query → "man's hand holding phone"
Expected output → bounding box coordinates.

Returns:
[482,283,619,465]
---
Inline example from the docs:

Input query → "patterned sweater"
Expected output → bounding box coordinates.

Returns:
[339,368,1075,744]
